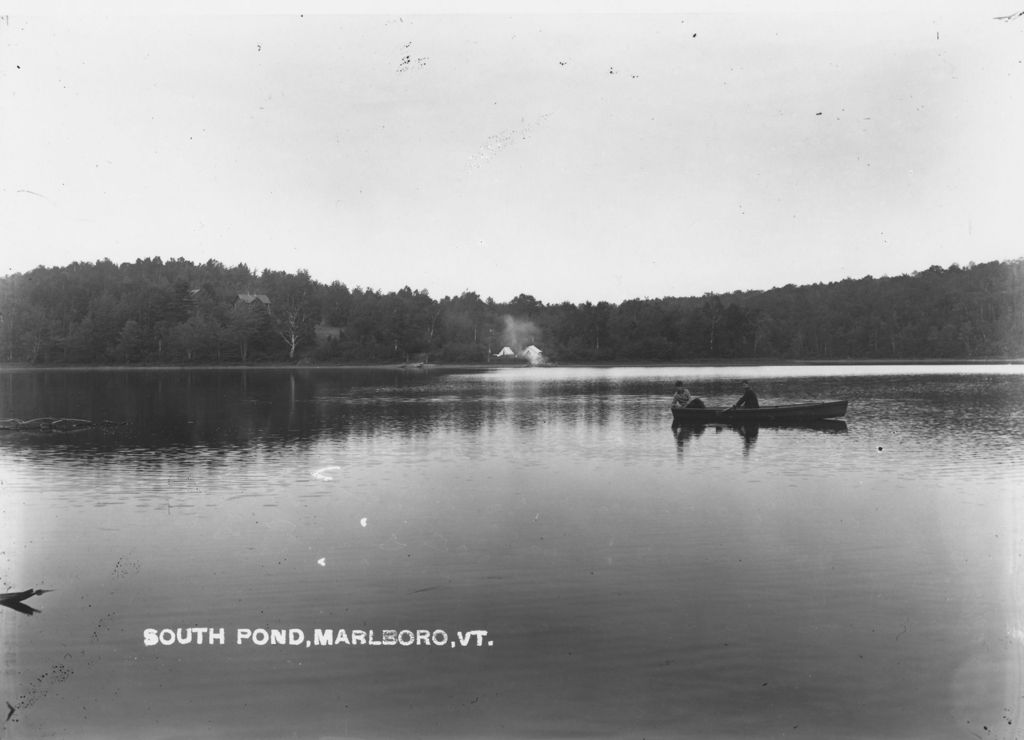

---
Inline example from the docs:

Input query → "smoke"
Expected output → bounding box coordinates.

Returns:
[501,315,545,365]
[501,315,539,351]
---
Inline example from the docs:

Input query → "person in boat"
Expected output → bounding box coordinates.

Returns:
[730,380,759,409]
[672,381,705,409]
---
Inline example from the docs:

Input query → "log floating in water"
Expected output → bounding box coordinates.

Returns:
[0,417,126,432]
[0,589,51,616]
[0,589,46,604]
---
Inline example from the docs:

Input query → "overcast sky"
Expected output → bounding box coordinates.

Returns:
[1,5,1022,304]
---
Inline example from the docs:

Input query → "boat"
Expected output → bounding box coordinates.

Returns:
[671,400,848,424]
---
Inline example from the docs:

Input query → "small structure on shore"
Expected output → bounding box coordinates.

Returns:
[494,346,516,359]
[235,293,271,308]
[521,345,544,365]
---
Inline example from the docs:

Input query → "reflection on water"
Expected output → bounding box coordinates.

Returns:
[1,365,1023,740]
[673,420,849,458]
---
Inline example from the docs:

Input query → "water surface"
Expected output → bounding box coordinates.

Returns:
[1,365,1022,739]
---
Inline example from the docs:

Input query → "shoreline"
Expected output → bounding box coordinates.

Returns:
[0,358,1021,372]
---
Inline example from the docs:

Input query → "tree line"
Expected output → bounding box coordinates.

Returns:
[0,256,1021,365]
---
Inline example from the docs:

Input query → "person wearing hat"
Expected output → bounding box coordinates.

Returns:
[730,380,759,409]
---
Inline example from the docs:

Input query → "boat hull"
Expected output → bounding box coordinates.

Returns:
[671,400,848,424]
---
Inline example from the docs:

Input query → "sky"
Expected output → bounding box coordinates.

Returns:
[1,3,1022,304]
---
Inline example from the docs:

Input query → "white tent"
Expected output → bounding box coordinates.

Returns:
[495,346,515,357]
[521,345,543,364]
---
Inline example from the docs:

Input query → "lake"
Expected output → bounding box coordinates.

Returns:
[1,365,1023,740]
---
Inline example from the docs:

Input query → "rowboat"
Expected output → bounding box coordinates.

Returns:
[671,400,848,424]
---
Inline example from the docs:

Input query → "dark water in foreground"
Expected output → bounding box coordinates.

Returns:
[1,365,1023,740]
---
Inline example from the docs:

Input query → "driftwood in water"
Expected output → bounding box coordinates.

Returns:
[0,417,126,432]
[0,589,51,616]
[0,589,47,604]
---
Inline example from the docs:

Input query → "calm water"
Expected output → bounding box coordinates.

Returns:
[1,365,1023,740]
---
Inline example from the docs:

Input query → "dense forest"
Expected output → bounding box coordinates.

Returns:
[0,257,1021,365]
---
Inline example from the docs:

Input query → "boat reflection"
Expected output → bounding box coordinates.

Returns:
[673,418,847,457]
[672,422,708,443]
[733,423,759,452]
[673,418,848,436]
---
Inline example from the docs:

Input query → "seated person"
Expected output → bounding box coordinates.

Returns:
[730,380,759,409]
[672,381,705,408]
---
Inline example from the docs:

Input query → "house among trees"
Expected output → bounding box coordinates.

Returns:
[315,323,343,342]
[236,293,271,308]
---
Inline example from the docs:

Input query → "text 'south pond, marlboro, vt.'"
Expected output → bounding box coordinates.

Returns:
[143,627,494,648]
